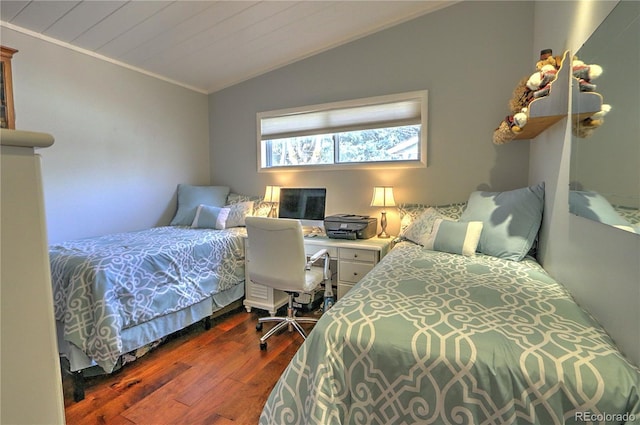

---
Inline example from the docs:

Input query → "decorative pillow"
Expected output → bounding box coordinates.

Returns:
[252,201,273,218]
[399,208,447,244]
[398,203,467,232]
[222,201,254,228]
[226,192,259,205]
[170,184,230,226]
[422,219,483,256]
[459,183,544,261]
[191,205,225,229]
[226,192,271,218]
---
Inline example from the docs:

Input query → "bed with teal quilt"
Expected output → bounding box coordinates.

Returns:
[261,185,640,425]
[50,226,246,375]
[50,185,267,400]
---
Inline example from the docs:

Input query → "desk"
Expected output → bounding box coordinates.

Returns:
[243,236,394,315]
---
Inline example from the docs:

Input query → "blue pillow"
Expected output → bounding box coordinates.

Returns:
[170,184,230,226]
[191,205,224,229]
[460,183,544,261]
[422,219,483,256]
[192,201,255,229]
[569,190,632,227]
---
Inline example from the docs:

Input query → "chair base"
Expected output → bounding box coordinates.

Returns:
[257,293,318,350]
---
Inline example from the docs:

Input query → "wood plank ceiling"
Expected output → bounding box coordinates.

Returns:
[0,1,456,93]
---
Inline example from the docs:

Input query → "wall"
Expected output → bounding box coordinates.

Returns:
[529,0,640,367]
[0,28,210,244]
[209,1,535,237]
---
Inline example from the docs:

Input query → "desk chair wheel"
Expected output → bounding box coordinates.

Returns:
[260,341,267,350]
[256,322,263,331]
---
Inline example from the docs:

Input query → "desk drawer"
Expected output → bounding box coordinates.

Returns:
[339,261,374,284]
[339,248,376,262]
[305,245,338,258]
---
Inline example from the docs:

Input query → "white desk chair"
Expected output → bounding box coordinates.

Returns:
[245,216,330,350]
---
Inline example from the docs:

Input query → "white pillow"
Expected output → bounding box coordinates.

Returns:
[222,201,254,228]
[226,192,272,218]
[399,208,446,245]
[398,203,467,232]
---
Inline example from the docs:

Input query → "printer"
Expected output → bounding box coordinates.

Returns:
[324,214,377,240]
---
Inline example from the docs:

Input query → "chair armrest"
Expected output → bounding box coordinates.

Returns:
[305,249,331,280]
[307,248,328,265]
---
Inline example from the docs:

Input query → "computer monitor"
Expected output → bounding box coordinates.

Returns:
[278,188,326,230]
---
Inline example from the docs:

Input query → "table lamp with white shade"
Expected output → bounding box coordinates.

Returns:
[263,185,281,218]
[370,186,395,238]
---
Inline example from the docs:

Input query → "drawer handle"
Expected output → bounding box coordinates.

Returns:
[353,272,359,276]
[353,254,358,258]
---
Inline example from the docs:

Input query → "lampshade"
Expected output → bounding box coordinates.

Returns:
[263,185,281,203]
[370,186,396,208]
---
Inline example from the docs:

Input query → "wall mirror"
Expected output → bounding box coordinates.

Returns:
[569,0,640,235]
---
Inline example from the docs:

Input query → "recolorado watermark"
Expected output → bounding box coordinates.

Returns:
[575,411,636,423]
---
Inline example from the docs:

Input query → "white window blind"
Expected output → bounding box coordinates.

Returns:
[257,90,428,171]
[260,97,423,140]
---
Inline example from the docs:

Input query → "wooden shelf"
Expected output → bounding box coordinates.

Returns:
[512,51,571,140]
[512,114,566,140]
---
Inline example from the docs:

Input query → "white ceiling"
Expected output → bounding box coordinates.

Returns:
[0,1,456,94]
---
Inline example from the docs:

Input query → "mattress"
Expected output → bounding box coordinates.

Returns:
[50,226,246,373]
[260,242,640,424]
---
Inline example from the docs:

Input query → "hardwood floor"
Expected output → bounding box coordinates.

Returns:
[62,306,320,425]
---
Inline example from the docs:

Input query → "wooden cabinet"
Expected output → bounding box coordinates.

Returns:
[337,248,378,298]
[1,46,18,129]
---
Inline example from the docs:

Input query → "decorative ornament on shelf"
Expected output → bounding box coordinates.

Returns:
[263,185,281,218]
[572,103,611,138]
[492,50,602,144]
[370,186,396,238]
[493,48,565,145]
[570,56,608,139]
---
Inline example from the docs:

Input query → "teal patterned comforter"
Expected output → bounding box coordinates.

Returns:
[261,242,640,425]
[50,226,246,373]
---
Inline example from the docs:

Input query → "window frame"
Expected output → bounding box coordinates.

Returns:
[256,90,428,172]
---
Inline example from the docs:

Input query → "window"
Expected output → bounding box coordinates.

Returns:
[257,90,427,171]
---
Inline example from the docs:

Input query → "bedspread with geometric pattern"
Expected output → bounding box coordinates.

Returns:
[260,242,640,425]
[50,226,246,373]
